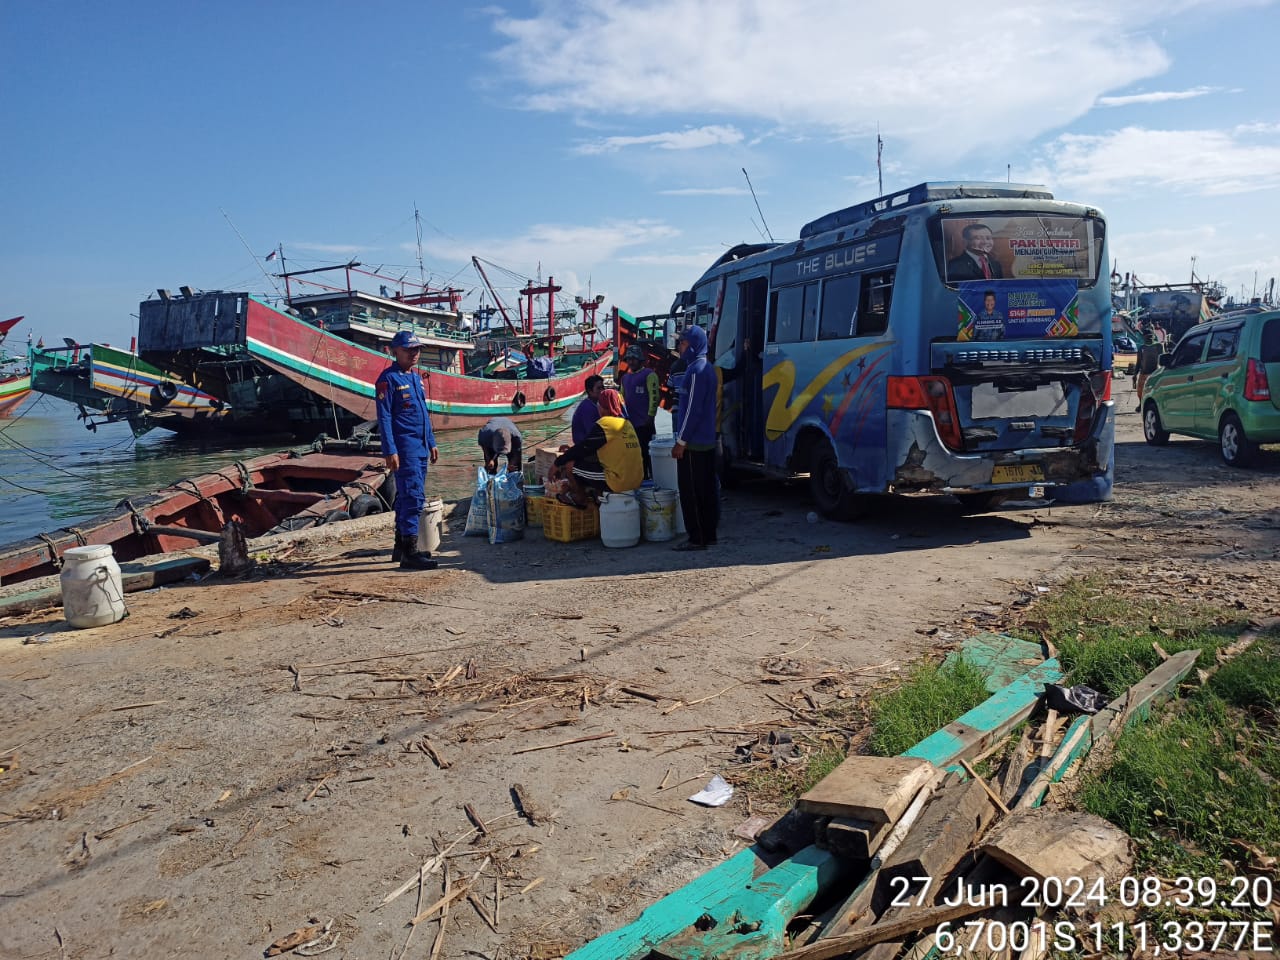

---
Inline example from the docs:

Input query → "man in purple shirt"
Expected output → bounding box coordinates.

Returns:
[570,375,606,445]
[620,346,660,479]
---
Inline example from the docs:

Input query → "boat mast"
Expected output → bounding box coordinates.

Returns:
[472,257,521,338]
[415,204,426,291]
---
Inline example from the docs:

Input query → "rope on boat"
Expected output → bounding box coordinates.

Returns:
[36,533,63,569]
[233,461,253,494]
[66,526,88,547]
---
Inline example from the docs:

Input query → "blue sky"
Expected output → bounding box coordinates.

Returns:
[4,0,1279,347]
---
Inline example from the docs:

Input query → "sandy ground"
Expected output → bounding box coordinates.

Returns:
[2,375,1277,960]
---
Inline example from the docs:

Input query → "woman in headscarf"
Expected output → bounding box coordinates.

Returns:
[549,388,643,507]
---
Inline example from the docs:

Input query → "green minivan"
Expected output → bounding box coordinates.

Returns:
[1142,309,1280,466]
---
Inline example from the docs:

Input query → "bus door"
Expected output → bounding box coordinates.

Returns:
[737,277,768,460]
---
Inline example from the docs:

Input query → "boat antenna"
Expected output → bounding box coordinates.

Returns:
[741,168,774,242]
[877,127,884,195]
[220,207,283,298]
[414,203,426,289]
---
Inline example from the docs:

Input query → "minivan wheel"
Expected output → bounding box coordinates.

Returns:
[808,438,867,520]
[1142,402,1170,445]
[1219,412,1259,468]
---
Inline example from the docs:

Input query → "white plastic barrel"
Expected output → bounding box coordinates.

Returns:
[637,487,679,542]
[60,544,127,629]
[599,492,641,548]
[417,497,444,553]
[649,434,678,492]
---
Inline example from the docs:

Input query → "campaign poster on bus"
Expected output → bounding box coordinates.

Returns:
[942,216,1097,283]
[956,280,1098,341]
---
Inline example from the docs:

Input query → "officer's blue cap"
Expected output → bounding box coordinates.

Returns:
[391,330,425,349]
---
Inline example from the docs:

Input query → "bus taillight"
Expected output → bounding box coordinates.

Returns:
[1073,371,1111,443]
[887,375,963,450]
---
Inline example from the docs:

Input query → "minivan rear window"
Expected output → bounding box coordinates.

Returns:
[1262,318,1280,363]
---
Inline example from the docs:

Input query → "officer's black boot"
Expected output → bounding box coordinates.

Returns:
[398,535,438,571]
[391,533,404,563]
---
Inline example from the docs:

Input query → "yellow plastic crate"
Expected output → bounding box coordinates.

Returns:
[542,498,600,542]
[526,494,549,527]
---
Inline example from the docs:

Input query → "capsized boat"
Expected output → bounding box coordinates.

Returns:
[0,438,390,586]
[0,316,32,417]
[27,340,228,436]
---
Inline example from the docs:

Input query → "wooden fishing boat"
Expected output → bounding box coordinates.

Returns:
[27,341,230,436]
[0,316,31,417]
[0,440,390,586]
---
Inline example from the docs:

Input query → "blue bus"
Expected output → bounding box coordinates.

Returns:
[671,181,1115,518]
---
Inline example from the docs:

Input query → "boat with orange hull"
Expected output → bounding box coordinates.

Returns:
[0,440,389,586]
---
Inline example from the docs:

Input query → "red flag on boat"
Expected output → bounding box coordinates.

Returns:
[0,316,22,337]
[265,250,278,262]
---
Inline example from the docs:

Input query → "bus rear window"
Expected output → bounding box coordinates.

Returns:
[933,215,1103,286]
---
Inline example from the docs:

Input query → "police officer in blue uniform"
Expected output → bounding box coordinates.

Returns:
[376,331,440,570]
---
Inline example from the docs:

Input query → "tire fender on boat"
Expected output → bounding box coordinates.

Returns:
[157,380,179,401]
[512,391,527,411]
[349,494,384,518]
[543,386,556,403]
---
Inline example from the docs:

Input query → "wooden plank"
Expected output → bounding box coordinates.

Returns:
[823,817,891,861]
[981,806,1133,884]
[797,755,935,822]
[775,897,996,960]
[945,633,1046,693]
[874,778,996,915]
[0,556,210,618]
[903,659,1062,769]
[563,848,767,960]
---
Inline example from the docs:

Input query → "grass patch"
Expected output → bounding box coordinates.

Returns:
[737,742,850,810]
[1077,627,1280,919]
[1010,575,1245,696]
[868,656,990,757]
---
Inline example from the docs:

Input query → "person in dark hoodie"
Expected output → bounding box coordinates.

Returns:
[671,325,719,550]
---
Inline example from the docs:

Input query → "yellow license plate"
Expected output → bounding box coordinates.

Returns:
[991,464,1045,484]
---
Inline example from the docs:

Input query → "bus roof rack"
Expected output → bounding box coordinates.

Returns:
[799,181,1054,239]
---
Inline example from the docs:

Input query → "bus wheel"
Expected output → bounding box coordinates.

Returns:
[956,492,1009,514]
[809,439,865,520]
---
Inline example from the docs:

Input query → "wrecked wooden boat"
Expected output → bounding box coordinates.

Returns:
[0,438,390,586]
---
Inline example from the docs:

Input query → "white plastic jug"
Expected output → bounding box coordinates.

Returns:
[599,492,641,548]
[649,434,678,491]
[417,497,444,553]
[637,487,679,542]
[60,544,127,629]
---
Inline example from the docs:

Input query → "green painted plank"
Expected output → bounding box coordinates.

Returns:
[565,848,768,960]
[944,632,1046,693]
[904,658,1062,769]
[653,846,849,960]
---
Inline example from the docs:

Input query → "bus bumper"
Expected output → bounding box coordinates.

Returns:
[887,404,1114,495]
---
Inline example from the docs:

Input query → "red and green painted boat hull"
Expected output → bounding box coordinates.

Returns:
[0,372,31,417]
[243,297,612,429]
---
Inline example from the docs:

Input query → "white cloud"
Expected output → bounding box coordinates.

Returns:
[425,219,682,284]
[658,186,750,196]
[1029,126,1280,196]
[1097,86,1216,107]
[484,0,1248,158]
[289,242,363,255]
[575,125,743,155]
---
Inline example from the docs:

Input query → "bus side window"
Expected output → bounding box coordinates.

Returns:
[858,271,894,335]
[819,274,860,340]
[771,284,805,343]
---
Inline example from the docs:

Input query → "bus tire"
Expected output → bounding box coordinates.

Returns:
[956,492,1009,514]
[808,438,865,520]
[349,494,384,518]
[512,391,526,411]
[543,386,556,403]
[1142,401,1169,446]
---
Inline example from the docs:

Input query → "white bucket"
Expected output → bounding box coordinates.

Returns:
[60,544,127,629]
[599,492,641,548]
[638,487,679,542]
[646,435,685,534]
[417,497,444,553]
